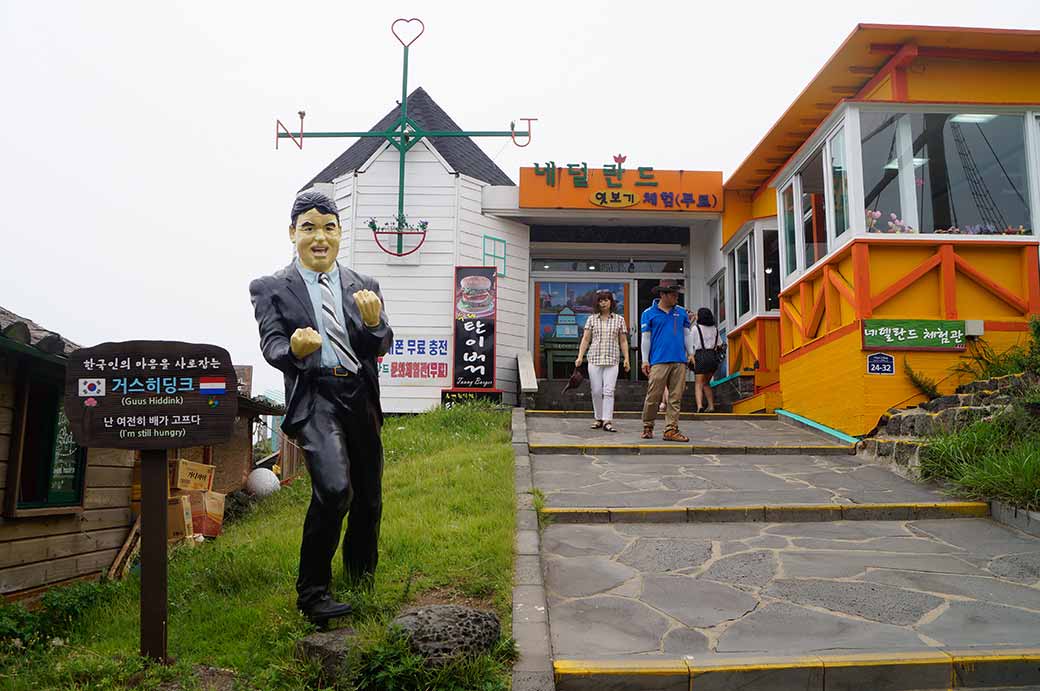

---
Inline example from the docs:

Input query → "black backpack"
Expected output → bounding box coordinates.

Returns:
[693,324,721,373]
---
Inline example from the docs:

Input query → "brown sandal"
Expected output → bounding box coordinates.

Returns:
[641,426,653,439]
[590,420,604,429]
[603,422,618,433]
[663,429,690,442]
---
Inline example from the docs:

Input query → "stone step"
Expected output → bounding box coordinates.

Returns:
[553,648,1040,691]
[541,518,1040,691]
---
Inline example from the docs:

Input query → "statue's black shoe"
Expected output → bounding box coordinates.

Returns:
[301,596,352,624]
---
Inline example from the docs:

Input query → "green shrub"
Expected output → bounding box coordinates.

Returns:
[904,359,940,400]
[953,316,1040,380]
[0,580,118,650]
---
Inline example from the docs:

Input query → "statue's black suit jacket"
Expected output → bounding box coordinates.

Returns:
[249,262,393,434]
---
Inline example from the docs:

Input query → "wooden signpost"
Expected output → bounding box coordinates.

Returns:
[64,341,237,662]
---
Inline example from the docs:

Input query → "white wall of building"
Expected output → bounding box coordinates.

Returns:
[458,175,530,405]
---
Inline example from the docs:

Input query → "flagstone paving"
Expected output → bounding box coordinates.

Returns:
[534,452,948,508]
[526,413,1040,685]
[542,518,1040,658]
[526,415,844,449]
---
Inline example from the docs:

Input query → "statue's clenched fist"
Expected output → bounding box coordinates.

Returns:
[353,289,383,327]
[291,327,322,359]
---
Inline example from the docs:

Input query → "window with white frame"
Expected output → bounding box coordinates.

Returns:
[780,184,797,277]
[731,236,754,321]
[761,227,781,311]
[829,126,851,238]
[483,235,507,276]
[709,272,726,326]
[799,148,829,268]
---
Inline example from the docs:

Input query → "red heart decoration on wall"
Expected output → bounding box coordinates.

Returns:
[391,18,424,47]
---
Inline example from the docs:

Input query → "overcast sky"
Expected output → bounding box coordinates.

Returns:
[2,0,1037,399]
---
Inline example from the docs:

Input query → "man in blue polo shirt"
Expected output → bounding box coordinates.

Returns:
[640,280,695,441]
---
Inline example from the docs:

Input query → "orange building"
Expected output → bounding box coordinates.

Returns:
[720,24,1040,435]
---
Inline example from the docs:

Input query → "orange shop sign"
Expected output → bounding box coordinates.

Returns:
[518,159,723,213]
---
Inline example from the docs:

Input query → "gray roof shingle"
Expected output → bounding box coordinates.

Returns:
[301,87,515,190]
[0,305,78,357]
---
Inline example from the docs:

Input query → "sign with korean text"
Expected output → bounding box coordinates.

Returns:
[378,334,452,386]
[519,161,723,213]
[451,267,498,389]
[64,341,238,450]
[867,352,896,375]
[862,319,966,351]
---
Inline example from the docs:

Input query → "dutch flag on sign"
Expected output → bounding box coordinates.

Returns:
[199,377,226,395]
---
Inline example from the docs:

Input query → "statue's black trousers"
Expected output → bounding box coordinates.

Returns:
[293,374,383,609]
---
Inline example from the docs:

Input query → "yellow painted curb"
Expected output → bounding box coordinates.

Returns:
[554,659,688,676]
[555,649,1040,682]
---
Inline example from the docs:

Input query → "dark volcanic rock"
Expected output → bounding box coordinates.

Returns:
[392,604,501,665]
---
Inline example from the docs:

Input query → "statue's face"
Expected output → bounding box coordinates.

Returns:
[290,208,341,273]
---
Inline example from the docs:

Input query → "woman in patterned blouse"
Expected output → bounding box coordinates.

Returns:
[575,290,631,432]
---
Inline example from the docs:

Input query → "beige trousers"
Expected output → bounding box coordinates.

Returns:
[642,363,687,431]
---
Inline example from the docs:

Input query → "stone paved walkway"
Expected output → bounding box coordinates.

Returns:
[526,415,844,450]
[522,414,1040,690]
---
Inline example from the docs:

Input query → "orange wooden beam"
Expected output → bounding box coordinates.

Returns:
[953,254,1029,314]
[824,267,841,332]
[856,42,918,99]
[757,320,769,372]
[940,244,957,319]
[781,298,804,332]
[828,267,857,307]
[871,252,942,311]
[852,243,873,318]
[1024,247,1040,315]
[741,331,759,364]
[806,282,827,339]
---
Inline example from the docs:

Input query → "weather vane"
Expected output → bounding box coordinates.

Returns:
[276,18,536,256]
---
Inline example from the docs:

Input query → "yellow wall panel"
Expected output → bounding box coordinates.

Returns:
[721,190,752,247]
[751,191,778,218]
[907,59,1040,103]
[873,271,943,319]
[780,330,866,434]
[869,246,936,294]
[862,74,893,101]
[954,273,1023,319]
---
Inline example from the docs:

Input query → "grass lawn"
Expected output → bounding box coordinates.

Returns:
[0,403,516,690]
[922,403,1040,511]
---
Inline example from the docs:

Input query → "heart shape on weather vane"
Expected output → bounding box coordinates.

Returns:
[391,18,424,48]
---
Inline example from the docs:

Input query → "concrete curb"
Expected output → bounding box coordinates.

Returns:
[540,501,990,524]
[528,443,856,456]
[990,499,1040,538]
[511,408,556,691]
[554,647,1040,691]
[525,410,776,420]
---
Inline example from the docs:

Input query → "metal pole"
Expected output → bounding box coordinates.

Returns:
[397,45,410,254]
[140,448,168,662]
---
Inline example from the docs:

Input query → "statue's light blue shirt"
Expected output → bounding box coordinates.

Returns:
[295,260,348,368]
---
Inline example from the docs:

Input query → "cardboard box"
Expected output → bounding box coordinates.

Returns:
[169,459,215,493]
[168,495,193,542]
[188,490,225,538]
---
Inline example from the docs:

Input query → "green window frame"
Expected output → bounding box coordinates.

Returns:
[5,363,87,516]
[483,235,507,277]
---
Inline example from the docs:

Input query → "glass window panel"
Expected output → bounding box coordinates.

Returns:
[762,229,781,311]
[782,186,797,275]
[830,127,850,237]
[799,149,828,267]
[909,113,1031,235]
[861,112,904,232]
[736,241,751,316]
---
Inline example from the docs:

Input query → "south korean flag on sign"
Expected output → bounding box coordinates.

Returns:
[78,378,106,397]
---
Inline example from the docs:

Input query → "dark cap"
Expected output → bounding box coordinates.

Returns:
[651,279,684,295]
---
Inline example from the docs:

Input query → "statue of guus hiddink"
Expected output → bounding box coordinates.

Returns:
[250,190,392,625]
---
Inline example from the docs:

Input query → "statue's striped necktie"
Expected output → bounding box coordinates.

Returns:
[318,273,360,373]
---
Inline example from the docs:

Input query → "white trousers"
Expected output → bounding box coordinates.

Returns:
[589,364,620,422]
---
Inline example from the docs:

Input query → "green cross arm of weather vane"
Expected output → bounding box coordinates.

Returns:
[275,18,536,255]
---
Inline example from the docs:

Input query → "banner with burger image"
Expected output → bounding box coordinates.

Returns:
[452,266,498,389]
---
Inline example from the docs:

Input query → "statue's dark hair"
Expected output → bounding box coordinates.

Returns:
[290,190,340,226]
[696,307,716,327]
